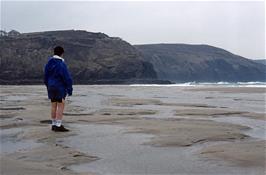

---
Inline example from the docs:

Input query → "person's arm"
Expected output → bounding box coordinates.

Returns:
[61,62,73,96]
[44,64,48,87]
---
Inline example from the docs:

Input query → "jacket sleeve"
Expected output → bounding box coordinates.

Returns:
[44,64,48,87]
[61,62,73,96]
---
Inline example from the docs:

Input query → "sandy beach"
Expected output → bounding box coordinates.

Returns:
[0,85,265,175]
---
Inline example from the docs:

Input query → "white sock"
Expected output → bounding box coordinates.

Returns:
[52,119,56,126]
[56,120,62,127]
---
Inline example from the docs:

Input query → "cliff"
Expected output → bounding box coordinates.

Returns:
[0,30,158,84]
[1,30,265,84]
[135,44,266,82]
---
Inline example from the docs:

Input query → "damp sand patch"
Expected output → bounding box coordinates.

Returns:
[0,113,16,119]
[175,108,266,121]
[63,112,94,116]
[175,108,245,117]
[1,142,98,175]
[63,123,254,175]
[109,97,221,108]
[0,118,31,129]
[57,108,251,148]
[62,124,194,175]
[106,117,250,147]
[199,140,266,168]
[187,87,266,94]
[0,127,42,154]
[60,109,158,125]
[109,98,162,107]
[211,116,266,140]
[241,112,266,121]
[0,107,26,110]
[97,108,158,116]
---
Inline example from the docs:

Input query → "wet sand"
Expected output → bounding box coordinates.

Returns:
[0,85,265,174]
[200,140,266,167]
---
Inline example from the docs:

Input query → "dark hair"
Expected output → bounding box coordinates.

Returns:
[54,46,64,56]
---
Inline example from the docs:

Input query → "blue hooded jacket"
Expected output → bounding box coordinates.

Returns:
[44,56,73,99]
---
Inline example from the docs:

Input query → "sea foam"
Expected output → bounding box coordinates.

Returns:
[130,82,266,87]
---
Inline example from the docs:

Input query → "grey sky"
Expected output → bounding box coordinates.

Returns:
[1,1,265,59]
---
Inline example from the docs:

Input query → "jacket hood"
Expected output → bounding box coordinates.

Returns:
[46,57,63,72]
[52,55,65,62]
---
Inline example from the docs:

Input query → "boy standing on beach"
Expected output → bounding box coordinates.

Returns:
[44,46,73,132]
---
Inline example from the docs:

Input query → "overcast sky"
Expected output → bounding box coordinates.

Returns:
[1,1,265,59]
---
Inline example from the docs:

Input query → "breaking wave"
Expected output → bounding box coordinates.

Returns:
[130,82,266,87]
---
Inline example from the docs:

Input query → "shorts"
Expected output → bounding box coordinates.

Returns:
[51,98,64,103]
[48,86,66,103]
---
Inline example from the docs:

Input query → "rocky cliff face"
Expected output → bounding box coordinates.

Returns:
[0,30,157,84]
[135,44,266,82]
[253,59,266,66]
[1,30,265,84]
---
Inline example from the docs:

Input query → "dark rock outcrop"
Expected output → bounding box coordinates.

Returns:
[135,44,266,82]
[0,30,158,84]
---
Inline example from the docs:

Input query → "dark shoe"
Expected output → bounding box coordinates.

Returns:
[51,125,56,131]
[54,125,69,132]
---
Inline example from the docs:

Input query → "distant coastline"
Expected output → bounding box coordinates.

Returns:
[1,30,265,85]
[1,81,266,88]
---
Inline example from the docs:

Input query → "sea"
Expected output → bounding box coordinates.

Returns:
[130,81,266,87]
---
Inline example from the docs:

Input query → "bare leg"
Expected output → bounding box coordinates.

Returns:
[51,102,57,120]
[54,99,69,131]
[56,99,65,120]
